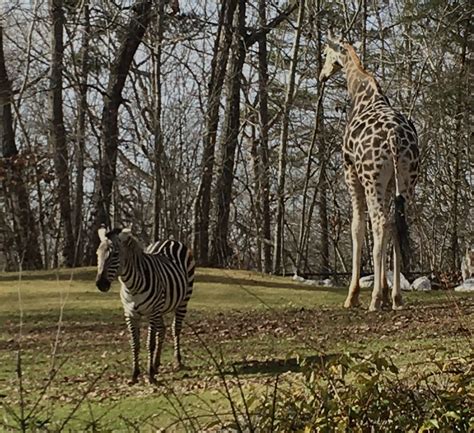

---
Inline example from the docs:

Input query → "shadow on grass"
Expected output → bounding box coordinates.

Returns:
[198,273,345,292]
[229,352,354,376]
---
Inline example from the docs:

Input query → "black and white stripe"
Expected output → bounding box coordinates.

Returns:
[95,227,195,384]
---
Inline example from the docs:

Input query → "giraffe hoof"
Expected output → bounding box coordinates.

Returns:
[344,297,360,308]
[368,300,382,312]
[392,295,404,310]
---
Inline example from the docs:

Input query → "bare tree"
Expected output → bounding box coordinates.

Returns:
[49,0,75,267]
[0,26,42,269]
[95,1,153,229]
[151,1,165,242]
[273,0,305,274]
[210,0,247,266]
[72,0,90,266]
[256,0,272,273]
[193,0,238,265]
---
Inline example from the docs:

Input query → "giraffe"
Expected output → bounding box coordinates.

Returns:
[319,37,419,311]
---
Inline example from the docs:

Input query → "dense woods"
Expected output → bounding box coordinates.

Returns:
[0,0,471,278]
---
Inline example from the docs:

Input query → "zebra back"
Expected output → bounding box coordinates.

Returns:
[146,240,195,291]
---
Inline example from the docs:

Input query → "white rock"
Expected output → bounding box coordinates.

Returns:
[292,274,305,282]
[359,275,374,289]
[303,278,320,286]
[386,271,411,291]
[454,278,474,292]
[321,278,334,287]
[410,276,431,291]
[360,272,411,291]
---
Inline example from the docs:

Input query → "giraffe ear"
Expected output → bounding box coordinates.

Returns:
[327,30,342,48]
[353,41,362,51]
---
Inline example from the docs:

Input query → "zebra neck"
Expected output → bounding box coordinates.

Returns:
[119,250,145,294]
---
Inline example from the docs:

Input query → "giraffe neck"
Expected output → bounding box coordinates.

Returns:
[342,44,384,117]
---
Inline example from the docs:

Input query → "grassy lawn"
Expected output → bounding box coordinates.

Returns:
[0,267,472,431]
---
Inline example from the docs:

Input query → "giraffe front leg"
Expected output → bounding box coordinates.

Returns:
[172,304,187,370]
[125,316,141,384]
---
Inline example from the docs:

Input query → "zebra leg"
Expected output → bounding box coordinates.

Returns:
[151,316,166,382]
[172,303,187,370]
[125,316,141,384]
[147,324,157,384]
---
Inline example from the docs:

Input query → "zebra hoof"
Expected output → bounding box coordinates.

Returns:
[148,376,158,385]
[173,362,184,372]
[128,377,139,386]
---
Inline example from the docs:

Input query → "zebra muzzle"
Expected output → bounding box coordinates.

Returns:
[96,276,111,292]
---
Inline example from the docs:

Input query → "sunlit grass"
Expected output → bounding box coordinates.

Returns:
[0,267,472,431]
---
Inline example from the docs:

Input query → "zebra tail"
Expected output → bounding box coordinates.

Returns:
[186,249,196,288]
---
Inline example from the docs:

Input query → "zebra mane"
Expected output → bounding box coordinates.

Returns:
[118,229,143,254]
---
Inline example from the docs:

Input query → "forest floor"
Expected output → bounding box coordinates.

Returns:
[0,267,473,431]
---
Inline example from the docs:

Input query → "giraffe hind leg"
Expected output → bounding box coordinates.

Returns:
[392,233,404,310]
[367,199,390,312]
[344,164,366,308]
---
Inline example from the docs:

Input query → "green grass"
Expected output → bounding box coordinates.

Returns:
[0,267,472,431]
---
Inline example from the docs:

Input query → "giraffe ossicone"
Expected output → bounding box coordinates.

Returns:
[320,39,420,311]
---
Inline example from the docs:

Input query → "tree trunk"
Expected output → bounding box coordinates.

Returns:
[257,0,272,273]
[152,0,164,242]
[450,19,468,272]
[49,0,75,267]
[0,26,42,269]
[209,0,246,266]
[96,1,153,229]
[193,0,237,265]
[273,0,305,274]
[73,0,90,266]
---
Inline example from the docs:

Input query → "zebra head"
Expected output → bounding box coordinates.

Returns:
[95,227,123,292]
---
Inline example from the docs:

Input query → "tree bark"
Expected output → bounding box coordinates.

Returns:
[49,0,75,267]
[0,26,42,270]
[193,0,237,265]
[273,0,305,274]
[257,0,272,273]
[152,0,164,242]
[209,0,246,266]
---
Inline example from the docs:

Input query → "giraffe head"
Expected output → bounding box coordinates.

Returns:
[319,35,345,82]
[320,35,365,81]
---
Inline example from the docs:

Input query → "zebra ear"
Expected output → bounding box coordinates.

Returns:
[118,228,132,243]
[98,226,108,242]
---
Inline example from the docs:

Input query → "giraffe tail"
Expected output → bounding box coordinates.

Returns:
[390,130,410,271]
[394,195,410,271]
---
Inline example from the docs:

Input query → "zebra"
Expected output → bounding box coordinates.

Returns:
[95,227,195,385]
